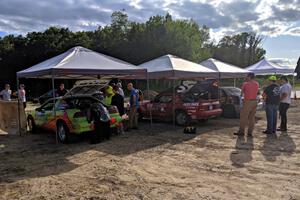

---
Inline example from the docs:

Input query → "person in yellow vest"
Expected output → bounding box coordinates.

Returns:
[103,86,114,105]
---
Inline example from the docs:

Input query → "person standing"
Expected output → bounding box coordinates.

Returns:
[112,85,125,116]
[103,86,114,106]
[278,76,292,131]
[127,83,139,130]
[0,84,12,101]
[56,83,68,97]
[262,76,281,134]
[117,82,125,97]
[234,73,259,137]
[89,102,111,144]
[18,84,26,108]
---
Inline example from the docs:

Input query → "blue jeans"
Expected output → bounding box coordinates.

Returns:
[265,104,278,133]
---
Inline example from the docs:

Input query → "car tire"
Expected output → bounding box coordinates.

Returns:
[175,110,190,126]
[222,104,237,118]
[57,121,70,144]
[27,116,37,133]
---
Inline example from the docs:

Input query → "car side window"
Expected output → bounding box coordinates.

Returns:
[158,95,172,103]
[57,100,70,110]
[41,101,54,111]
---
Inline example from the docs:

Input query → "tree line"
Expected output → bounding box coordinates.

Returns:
[0,11,266,92]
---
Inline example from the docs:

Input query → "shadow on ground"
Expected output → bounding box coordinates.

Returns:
[0,118,233,184]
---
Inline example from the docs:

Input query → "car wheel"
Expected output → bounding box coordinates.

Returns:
[27,116,37,133]
[222,104,237,118]
[175,110,190,126]
[57,121,70,144]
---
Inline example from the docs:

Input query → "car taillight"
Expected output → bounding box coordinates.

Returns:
[73,112,85,118]
[110,117,117,125]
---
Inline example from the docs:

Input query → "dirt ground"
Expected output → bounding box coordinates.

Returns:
[0,103,299,200]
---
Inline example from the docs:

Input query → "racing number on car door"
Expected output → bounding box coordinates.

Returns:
[152,95,173,119]
[35,101,55,126]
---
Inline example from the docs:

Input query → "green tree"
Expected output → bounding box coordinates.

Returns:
[213,32,265,67]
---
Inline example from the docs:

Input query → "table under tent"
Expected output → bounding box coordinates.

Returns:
[16,46,148,140]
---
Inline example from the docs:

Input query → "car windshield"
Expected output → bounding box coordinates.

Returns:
[67,84,106,95]
[223,87,241,96]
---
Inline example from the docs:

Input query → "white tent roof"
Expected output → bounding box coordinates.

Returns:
[17,46,147,79]
[138,54,218,79]
[200,58,250,78]
[245,58,295,75]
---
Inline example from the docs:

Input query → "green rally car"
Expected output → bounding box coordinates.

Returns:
[27,94,122,143]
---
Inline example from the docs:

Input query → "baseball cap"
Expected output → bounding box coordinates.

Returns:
[268,75,277,81]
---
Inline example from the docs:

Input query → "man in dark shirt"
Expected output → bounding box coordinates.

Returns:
[56,83,68,97]
[112,85,125,116]
[263,76,281,134]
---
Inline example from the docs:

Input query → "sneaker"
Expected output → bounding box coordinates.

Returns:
[277,128,287,131]
[234,131,244,136]
[262,130,272,134]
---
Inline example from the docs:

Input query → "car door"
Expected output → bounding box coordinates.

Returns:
[35,100,55,127]
[152,95,173,120]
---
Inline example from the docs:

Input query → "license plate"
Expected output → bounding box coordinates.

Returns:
[209,105,213,110]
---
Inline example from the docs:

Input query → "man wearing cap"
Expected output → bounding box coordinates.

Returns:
[262,76,281,134]
[278,76,292,131]
[103,86,114,105]
[234,73,259,136]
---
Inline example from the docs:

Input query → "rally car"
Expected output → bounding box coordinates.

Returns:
[27,94,122,143]
[139,81,222,126]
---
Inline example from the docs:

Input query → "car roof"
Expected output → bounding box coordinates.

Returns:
[44,94,99,103]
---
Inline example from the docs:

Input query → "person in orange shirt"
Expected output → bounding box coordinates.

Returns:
[234,73,259,137]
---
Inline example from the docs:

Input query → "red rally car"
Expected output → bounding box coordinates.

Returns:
[139,81,222,125]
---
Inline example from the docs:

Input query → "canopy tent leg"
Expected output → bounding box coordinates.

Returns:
[173,79,176,126]
[146,75,152,126]
[292,74,296,102]
[51,74,58,144]
[17,77,21,136]
[218,73,221,100]
[233,78,236,87]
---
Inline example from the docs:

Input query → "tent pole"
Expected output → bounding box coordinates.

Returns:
[51,74,58,144]
[292,74,296,102]
[234,78,236,87]
[17,77,21,136]
[146,74,152,126]
[173,79,175,126]
[218,73,221,100]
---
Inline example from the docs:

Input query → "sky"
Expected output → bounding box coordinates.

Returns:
[0,0,299,66]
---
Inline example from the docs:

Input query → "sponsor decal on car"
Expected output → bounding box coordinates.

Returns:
[183,103,199,107]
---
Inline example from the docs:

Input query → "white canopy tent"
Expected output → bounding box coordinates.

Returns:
[139,54,219,79]
[245,58,295,75]
[200,58,250,78]
[17,46,147,79]
[16,46,147,137]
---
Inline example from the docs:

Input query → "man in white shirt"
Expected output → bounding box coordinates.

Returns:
[278,76,292,131]
[0,84,12,101]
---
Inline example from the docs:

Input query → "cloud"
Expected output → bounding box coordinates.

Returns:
[269,57,298,67]
[0,0,299,40]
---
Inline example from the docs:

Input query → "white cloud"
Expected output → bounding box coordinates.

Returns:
[0,0,299,40]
